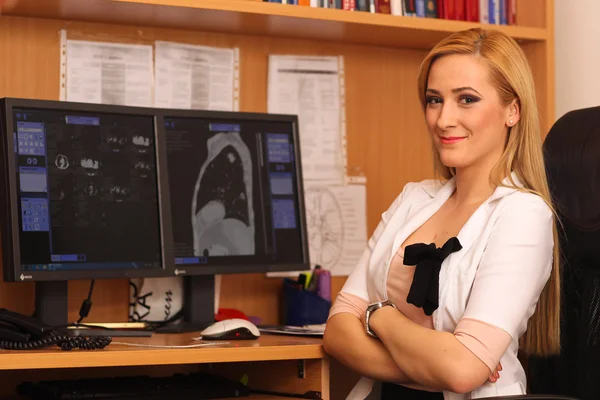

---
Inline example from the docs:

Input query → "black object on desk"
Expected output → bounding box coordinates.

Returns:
[18,372,250,400]
[67,328,152,338]
[0,308,112,350]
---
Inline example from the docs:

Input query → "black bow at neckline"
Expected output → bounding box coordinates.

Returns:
[403,237,462,316]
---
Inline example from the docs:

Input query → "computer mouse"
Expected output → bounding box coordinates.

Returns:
[200,318,260,340]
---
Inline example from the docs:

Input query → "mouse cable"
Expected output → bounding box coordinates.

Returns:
[77,279,95,324]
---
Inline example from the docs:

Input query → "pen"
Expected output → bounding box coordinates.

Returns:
[297,274,307,289]
[306,265,321,292]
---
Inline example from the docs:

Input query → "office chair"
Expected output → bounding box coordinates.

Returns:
[526,106,600,400]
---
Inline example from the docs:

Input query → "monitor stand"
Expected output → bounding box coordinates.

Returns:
[35,281,69,328]
[153,275,215,334]
[34,281,152,337]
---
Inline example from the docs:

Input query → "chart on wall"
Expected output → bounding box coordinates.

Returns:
[304,183,366,276]
[62,36,154,107]
[306,186,345,269]
[154,41,240,112]
[267,55,347,186]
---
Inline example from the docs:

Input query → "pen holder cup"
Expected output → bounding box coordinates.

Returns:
[281,278,331,326]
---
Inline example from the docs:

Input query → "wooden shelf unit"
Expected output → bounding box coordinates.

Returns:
[1,0,548,49]
[0,334,328,398]
[0,0,555,398]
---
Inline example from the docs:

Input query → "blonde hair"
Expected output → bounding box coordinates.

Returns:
[416,28,560,357]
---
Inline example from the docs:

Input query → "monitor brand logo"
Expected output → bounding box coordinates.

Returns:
[19,274,32,281]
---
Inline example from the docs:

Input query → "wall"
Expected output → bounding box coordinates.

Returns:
[554,0,600,119]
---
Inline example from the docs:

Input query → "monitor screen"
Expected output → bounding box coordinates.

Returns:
[9,106,163,274]
[164,114,308,273]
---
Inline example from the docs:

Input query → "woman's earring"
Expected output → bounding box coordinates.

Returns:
[509,120,513,126]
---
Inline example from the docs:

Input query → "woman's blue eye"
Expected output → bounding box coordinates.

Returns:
[460,96,479,104]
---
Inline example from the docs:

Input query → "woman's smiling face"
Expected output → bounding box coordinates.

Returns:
[424,54,518,173]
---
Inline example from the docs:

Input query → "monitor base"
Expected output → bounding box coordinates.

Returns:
[149,275,216,334]
[34,281,69,328]
[67,328,153,337]
[153,321,212,334]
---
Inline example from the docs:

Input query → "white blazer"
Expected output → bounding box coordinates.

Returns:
[341,172,554,400]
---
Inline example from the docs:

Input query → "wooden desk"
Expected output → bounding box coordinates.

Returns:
[0,333,329,399]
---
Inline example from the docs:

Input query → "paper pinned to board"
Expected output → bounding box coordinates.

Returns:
[65,40,154,107]
[267,55,347,185]
[305,183,367,276]
[269,182,367,277]
[154,41,240,111]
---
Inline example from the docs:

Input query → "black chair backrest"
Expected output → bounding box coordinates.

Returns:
[544,106,600,231]
[528,106,600,400]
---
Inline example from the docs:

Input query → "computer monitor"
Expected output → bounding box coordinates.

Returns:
[0,98,309,331]
[161,110,309,330]
[0,98,174,327]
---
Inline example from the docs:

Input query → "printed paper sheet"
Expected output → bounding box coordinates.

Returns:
[154,41,239,111]
[304,183,367,276]
[65,40,153,107]
[267,55,346,185]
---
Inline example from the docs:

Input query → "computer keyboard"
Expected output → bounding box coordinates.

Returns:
[17,372,251,399]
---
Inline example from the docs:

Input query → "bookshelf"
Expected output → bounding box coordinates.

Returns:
[2,0,547,48]
[0,0,554,396]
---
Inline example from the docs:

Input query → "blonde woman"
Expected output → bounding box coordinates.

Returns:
[323,28,560,400]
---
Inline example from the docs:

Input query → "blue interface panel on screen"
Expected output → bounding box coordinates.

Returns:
[163,115,308,275]
[5,105,165,279]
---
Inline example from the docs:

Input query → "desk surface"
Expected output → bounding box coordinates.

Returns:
[0,333,325,370]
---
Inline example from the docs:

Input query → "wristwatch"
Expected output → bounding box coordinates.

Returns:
[365,300,397,338]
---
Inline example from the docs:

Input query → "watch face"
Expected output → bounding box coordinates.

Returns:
[368,301,385,311]
[367,300,395,316]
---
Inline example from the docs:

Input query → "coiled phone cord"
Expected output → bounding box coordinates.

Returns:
[0,333,112,351]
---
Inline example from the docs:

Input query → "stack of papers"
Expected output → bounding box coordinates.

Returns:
[258,324,326,337]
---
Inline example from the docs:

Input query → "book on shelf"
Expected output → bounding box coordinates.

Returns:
[376,0,391,14]
[343,0,356,10]
[425,0,438,18]
[403,0,416,16]
[262,0,517,26]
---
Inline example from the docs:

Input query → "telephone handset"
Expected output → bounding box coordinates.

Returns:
[0,308,111,350]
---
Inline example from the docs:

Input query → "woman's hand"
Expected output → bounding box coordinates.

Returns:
[488,363,502,383]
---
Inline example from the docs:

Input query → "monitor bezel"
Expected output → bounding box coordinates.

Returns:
[161,108,310,276]
[0,97,176,282]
